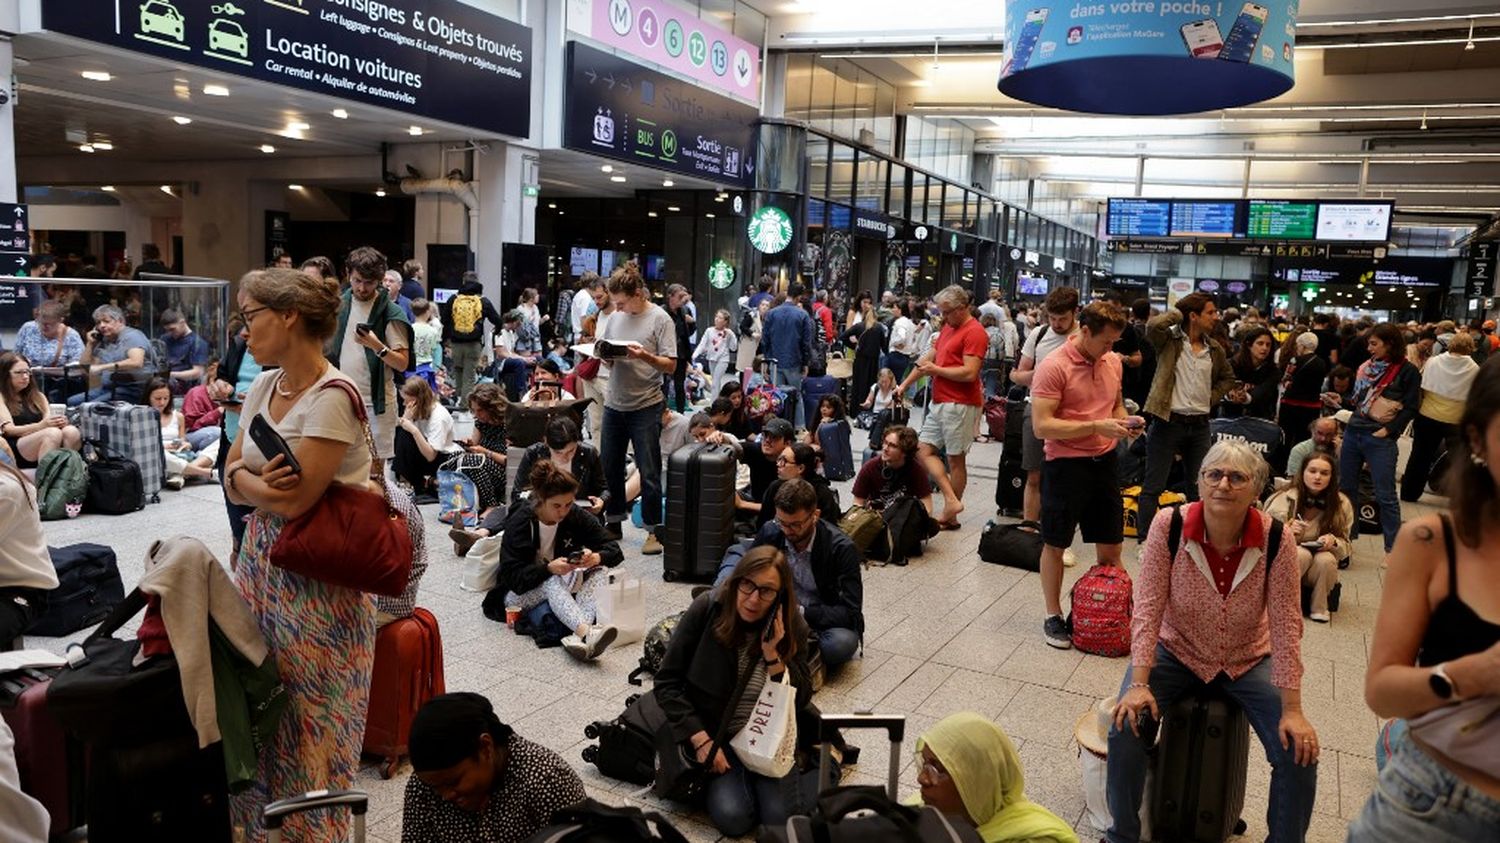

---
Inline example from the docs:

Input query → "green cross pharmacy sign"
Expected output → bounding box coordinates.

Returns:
[708,259,735,290]
[747,206,793,254]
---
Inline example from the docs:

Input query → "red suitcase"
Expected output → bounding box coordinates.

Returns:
[363,608,445,778]
[0,668,85,839]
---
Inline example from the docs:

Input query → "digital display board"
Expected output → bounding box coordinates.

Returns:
[1018,275,1049,295]
[1247,201,1317,239]
[569,247,599,276]
[42,0,532,138]
[1169,201,1239,238]
[1316,203,1394,242]
[564,42,757,187]
[1107,199,1171,238]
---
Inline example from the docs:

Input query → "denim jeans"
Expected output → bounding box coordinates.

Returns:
[816,627,860,668]
[1346,730,1500,842]
[1341,424,1401,552]
[67,384,129,407]
[1105,645,1317,843]
[705,753,820,838]
[186,426,221,453]
[774,368,805,429]
[1137,418,1211,538]
[602,401,665,529]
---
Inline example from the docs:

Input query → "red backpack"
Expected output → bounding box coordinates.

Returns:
[1068,564,1133,657]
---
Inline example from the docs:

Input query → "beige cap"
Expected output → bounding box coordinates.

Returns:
[1074,695,1116,757]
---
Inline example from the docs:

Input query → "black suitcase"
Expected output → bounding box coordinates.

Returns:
[27,543,124,637]
[994,459,1026,518]
[662,443,738,582]
[263,789,368,843]
[1151,690,1250,843]
[525,798,689,843]
[87,734,232,843]
[581,691,665,785]
[83,445,144,516]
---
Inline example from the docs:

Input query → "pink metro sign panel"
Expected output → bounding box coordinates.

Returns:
[588,0,761,104]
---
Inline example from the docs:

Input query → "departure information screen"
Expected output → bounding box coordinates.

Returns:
[1107,199,1171,237]
[1247,201,1317,239]
[1170,201,1239,238]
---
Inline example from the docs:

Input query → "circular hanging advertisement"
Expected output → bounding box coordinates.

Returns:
[708,259,735,290]
[748,206,794,254]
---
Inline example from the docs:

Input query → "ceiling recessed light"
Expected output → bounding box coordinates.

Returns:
[662,179,674,187]
[547,203,557,209]
[610,175,627,182]
[288,121,311,131]
[172,116,192,125]
[100,185,115,192]
[202,83,230,96]
[91,141,112,151]
[601,164,613,173]
[159,185,174,194]
[259,144,276,154]
[667,205,681,212]
[706,212,716,218]
[81,71,111,82]
[331,108,349,119]
[557,210,564,215]
[408,125,424,136]
[78,144,95,153]
[714,195,725,202]
[375,188,386,197]
[648,211,658,217]
[288,184,304,190]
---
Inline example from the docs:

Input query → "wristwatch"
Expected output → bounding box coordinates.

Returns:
[1429,662,1461,700]
[377,347,389,359]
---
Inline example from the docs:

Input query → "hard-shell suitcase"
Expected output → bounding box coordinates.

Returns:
[27,543,124,638]
[77,401,165,505]
[0,667,85,839]
[1151,690,1250,843]
[801,375,840,423]
[264,789,368,843]
[581,690,666,785]
[87,734,232,842]
[662,443,738,582]
[364,608,446,779]
[818,420,855,481]
[994,460,1026,518]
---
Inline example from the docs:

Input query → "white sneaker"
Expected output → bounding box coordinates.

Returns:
[164,475,185,491]
[1062,548,1077,568]
[561,635,588,661]
[1308,612,1331,624]
[582,625,619,659]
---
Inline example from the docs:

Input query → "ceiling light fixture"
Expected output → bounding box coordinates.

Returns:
[81,71,112,82]
[648,211,659,217]
[100,185,115,192]
[667,205,681,212]
[203,83,230,96]
[547,203,557,209]
[331,108,349,119]
[610,175,627,182]
[172,116,192,125]
[557,211,564,215]
[662,179,674,187]
[78,144,95,153]
[288,121,310,131]
[288,184,304,190]
[260,144,276,153]
[159,185,174,195]
[706,212,716,218]
[601,164,614,173]
[408,126,424,136]
[375,188,386,197]
[91,141,113,151]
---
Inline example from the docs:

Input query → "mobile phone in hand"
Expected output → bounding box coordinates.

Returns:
[355,322,374,337]
[568,550,584,564]
[248,414,302,474]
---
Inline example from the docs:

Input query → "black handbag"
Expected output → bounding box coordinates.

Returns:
[887,399,910,427]
[47,589,195,746]
[978,520,1044,572]
[84,440,144,515]
[653,651,760,804]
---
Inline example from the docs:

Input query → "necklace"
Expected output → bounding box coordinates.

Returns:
[274,365,324,399]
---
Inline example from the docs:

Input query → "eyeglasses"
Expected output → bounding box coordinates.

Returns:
[11,369,31,377]
[240,305,272,323]
[736,580,780,602]
[775,511,816,533]
[920,761,950,781]
[1201,468,1253,489]
[776,456,793,466]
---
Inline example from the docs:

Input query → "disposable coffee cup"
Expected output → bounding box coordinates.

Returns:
[505,605,521,628]
[50,403,66,418]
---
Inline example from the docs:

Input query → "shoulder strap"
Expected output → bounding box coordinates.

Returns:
[1439,514,1457,591]
[1267,517,1284,577]
[314,379,386,483]
[1167,505,1183,563]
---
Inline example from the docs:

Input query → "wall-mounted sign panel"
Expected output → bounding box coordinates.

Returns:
[43,0,532,138]
[1247,201,1316,240]
[997,1,1297,114]
[563,42,756,187]
[1316,202,1393,243]
[568,0,760,105]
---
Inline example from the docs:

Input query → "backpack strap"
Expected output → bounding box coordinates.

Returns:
[1166,504,1184,563]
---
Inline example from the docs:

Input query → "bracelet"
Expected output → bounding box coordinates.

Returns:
[1127,682,1151,691]
[227,465,246,492]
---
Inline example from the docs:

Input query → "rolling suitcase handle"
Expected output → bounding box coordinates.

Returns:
[264,789,368,842]
[817,713,906,798]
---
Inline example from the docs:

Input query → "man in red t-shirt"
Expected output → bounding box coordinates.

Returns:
[897,285,988,528]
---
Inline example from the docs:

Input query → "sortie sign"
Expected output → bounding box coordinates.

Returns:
[42,0,533,138]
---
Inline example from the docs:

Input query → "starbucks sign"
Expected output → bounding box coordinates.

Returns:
[748,206,793,254]
[708,259,735,290]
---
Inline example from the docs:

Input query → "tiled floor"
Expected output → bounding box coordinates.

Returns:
[29,420,1424,842]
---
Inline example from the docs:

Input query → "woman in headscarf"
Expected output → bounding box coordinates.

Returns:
[913,712,1078,843]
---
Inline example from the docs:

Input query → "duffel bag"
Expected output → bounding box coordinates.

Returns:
[978,520,1043,572]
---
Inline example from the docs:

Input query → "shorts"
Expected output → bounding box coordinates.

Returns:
[1040,453,1124,549]
[366,403,397,460]
[918,402,981,456]
[1021,402,1045,472]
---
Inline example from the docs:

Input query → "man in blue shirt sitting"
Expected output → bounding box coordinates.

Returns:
[158,308,211,396]
[70,305,152,405]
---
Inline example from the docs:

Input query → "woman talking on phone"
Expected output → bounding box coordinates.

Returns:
[653,546,819,837]
[486,461,623,662]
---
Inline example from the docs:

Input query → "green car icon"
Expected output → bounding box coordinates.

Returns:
[209,19,249,56]
[140,0,185,41]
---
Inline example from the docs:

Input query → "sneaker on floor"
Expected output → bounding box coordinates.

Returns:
[604,520,624,541]
[1062,548,1077,568]
[561,635,588,661]
[1308,612,1331,623]
[641,532,664,555]
[1043,615,1073,649]
[582,625,618,659]
[164,475,185,491]
[449,527,481,557]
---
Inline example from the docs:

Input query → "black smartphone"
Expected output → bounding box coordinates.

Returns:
[355,322,374,336]
[248,414,302,474]
[763,593,785,642]
[567,550,584,564]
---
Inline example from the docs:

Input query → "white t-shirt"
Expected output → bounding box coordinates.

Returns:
[571,289,596,337]
[238,368,371,487]
[537,521,559,562]
[418,404,455,451]
[1020,323,1079,365]
[660,412,695,459]
[868,385,895,411]
[338,297,409,414]
[889,317,916,355]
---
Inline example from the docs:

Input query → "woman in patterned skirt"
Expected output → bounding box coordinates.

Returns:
[221,266,377,842]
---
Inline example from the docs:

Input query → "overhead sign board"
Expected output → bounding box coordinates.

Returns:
[1247,201,1316,240]
[0,203,31,278]
[1468,242,1497,300]
[1107,199,1170,238]
[1316,202,1394,243]
[1169,201,1239,239]
[1278,256,1452,288]
[42,0,533,138]
[564,42,756,187]
[568,0,760,105]
[1106,198,1394,243]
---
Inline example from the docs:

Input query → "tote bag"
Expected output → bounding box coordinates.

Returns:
[596,570,647,646]
[729,671,798,778]
[460,534,503,593]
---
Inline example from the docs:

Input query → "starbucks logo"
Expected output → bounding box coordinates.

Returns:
[748,207,793,254]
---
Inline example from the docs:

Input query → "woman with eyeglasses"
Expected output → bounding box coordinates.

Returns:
[1106,440,1318,843]
[756,442,841,529]
[653,545,817,837]
[0,351,82,469]
[914,712,1078,842]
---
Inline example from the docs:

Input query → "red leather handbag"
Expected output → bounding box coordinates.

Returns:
[268,380,413,597]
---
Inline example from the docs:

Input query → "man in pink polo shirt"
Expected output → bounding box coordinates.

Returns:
[1030,300,1142,649]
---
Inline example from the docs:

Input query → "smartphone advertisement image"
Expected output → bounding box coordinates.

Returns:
[996,0,1299,115]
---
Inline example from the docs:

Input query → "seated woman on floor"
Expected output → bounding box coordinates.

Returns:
[393,377,458,502]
